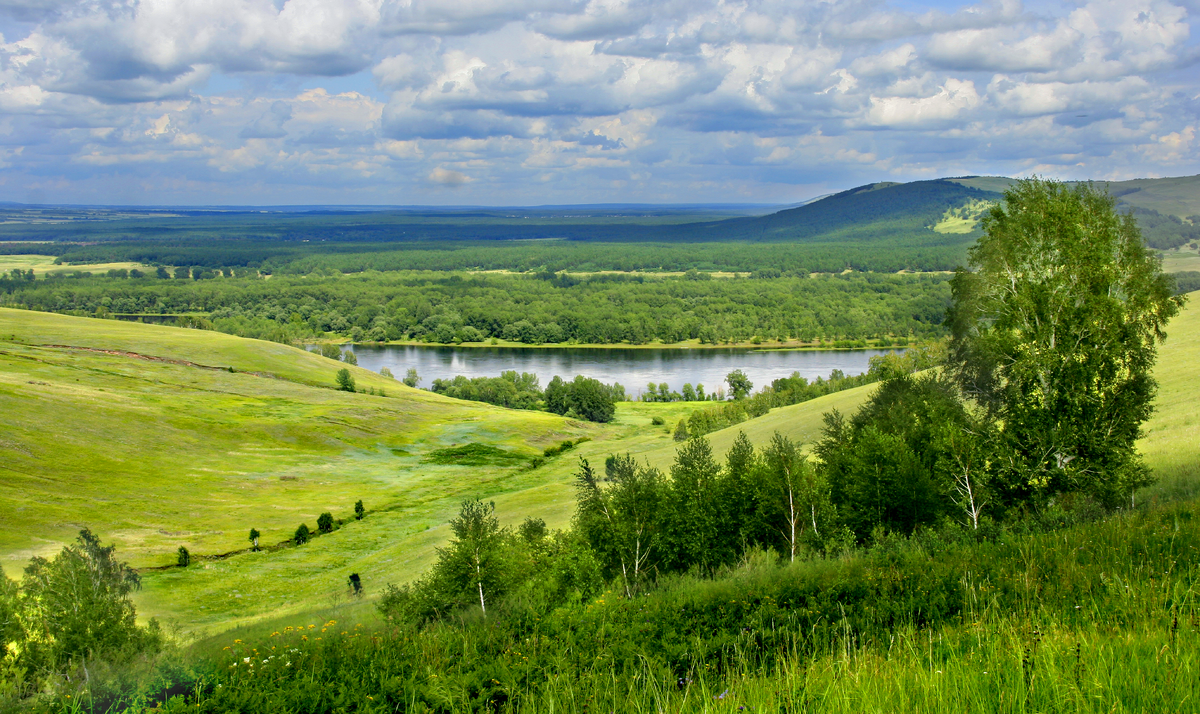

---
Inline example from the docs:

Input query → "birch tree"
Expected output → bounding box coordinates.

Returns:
[575,456,663,598]
[444,499,507,615]
[947,178,1184,507]
[758,433,833,560]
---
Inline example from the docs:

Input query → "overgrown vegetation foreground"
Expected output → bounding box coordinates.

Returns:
[2,477,1196,713]
[0,179,1196,711]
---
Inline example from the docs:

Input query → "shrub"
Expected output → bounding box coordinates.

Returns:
[335,368,355,392]
[294,523,310,545]
[176,546,190,567]
[651,416,665,426]
[354,500,365,520]
[317,512,334,534]
[19,529,156,670]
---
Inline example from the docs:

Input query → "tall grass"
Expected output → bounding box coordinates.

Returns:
[104,500,1199,714]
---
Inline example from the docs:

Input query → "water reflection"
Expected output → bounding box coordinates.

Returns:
[347,345,898,399]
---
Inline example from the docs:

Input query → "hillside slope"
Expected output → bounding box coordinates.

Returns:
[0,309,587,570]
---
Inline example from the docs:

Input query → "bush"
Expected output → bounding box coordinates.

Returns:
[335,368,355,392]
[355,500,365,520]
[17,529,159,671]
[317,512,334,534]
[176,546,190,567]
[651,416,665,426]
[294,523,310,545]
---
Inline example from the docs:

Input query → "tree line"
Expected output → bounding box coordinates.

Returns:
[1,269,953,347]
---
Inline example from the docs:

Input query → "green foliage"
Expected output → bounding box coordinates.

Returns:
[0,566,19,661]
[248,528,260,551]
[544,375,619,422]
[354,500,364,520]
[18,529,152,669]
[294,523,310,545]
[317,512,334,534]
[650,415,665,426]
[403,367,419,387]
[176,546,190,567]
[318,343,341,360]
[341,350,357,366]
[381,499,510,620]
[3,267,954,346]
[659,437,730,572]
[672,418,689,441]
[430,371,541,410]
[947,178,1186,508]
[541,439,579,458]
[753,433,837,561]
[816,374,979,540]
[725,369,753,399]
[574,456,663,597]
[156,499,1199,714]
[334,368,355,392]
[1172,270,1200,295]
[422,443,527,466]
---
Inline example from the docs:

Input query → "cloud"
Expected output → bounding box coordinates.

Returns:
[428,166,470,185]
[239,100,293,139]
[0,0,1195,204]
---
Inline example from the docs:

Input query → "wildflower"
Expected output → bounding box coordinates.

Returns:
[263,660,269,664]
[243,657,251,663]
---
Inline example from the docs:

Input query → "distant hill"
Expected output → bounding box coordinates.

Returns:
[697,179,1001,243]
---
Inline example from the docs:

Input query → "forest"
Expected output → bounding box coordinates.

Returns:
[0,269,954,346]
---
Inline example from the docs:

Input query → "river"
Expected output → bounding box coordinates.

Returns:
[346,345,898,399]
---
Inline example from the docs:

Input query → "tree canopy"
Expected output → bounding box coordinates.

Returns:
[946,178,1185,507]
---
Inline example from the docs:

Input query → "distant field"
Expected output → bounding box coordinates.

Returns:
[0,253,150,276]
[1161,247,1200,273]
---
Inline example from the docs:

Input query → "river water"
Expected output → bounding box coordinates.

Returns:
[347,345,897,399]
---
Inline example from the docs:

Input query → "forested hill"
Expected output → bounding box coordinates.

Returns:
[691,178,1001,243]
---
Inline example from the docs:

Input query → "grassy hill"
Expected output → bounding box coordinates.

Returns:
[0,310,595,608]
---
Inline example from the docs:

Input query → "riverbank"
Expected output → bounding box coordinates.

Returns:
[324,336,924,352]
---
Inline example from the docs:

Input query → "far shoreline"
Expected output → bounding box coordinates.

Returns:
[335,337,926,352]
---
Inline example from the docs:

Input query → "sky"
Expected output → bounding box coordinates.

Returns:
[0,0,1198,206]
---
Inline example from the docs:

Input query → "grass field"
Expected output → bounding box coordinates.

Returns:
[1161,245,1200,273]
[1,293,1196,637]
[0,254,151,276]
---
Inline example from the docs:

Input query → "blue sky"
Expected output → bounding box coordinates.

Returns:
[1,0,1197,205]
